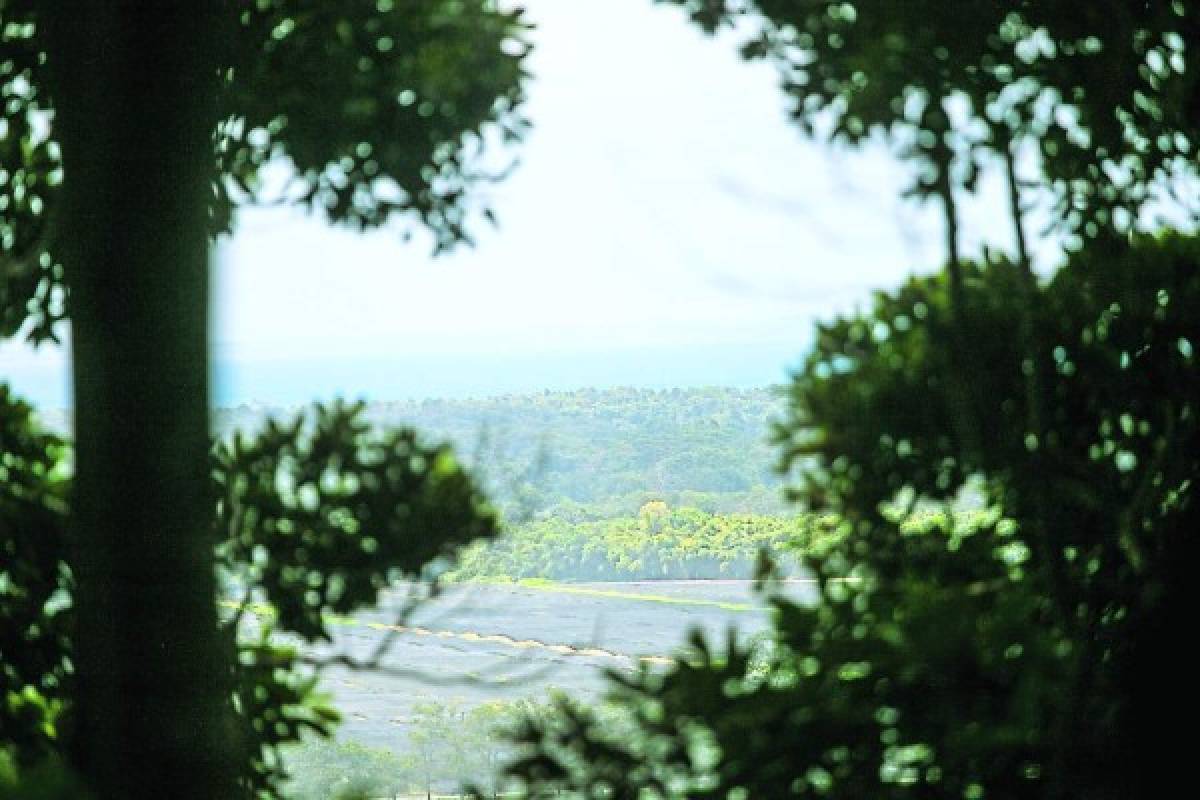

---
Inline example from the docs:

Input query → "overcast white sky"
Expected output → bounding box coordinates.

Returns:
[2,0,1030,408]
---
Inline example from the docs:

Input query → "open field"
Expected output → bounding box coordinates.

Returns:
[306,580,816,748]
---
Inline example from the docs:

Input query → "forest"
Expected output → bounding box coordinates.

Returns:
[223,388,812,582]
[214,387,790,516]
[2,1,1198,799]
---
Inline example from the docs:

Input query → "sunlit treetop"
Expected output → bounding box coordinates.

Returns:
[0,0,531,343]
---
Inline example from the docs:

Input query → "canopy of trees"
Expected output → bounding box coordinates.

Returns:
[213,387,788,515]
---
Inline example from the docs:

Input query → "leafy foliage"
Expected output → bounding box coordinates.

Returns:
[503,512,1056,799]
[215,0,530,243]
[0,0,62,342]
[0,387,70,766]
[500,234,1199,799]
[224,403,496,798]
[0,394,498,798]
[0,0,531,343]
[216,399,496,641]
[660,0,1200,237]
[493,6,1199,796]
[228,637,341,800]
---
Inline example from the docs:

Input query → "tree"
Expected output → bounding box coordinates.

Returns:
[659,0,1198,243]
[459,701,516,799]
[496,2,1198,798]
[502,236,1199,799]
[408,700,458,800]
[1,394,500,798]
[282,739,407,800]
[1,1,529,797]
[0,388,71,772]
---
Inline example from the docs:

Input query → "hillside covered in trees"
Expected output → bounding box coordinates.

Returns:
[215,386,789,517]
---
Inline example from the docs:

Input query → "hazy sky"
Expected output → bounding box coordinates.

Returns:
[2,0,1029,408]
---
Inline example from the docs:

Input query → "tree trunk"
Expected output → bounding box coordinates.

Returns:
[929,119,966,319]
[929,125,982,463]
[44,4,233,797]
[1001,138,1047,442]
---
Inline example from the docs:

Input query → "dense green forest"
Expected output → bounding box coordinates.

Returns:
[39,388,805,583]
[229,388,803,583]
[214,387,790,517]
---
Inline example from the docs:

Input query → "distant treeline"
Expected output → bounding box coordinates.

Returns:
[214,387,789,518]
